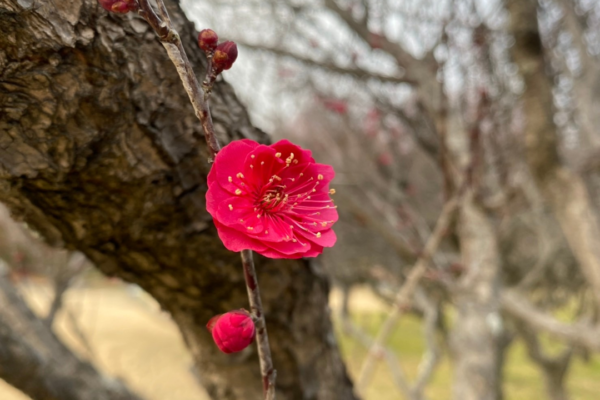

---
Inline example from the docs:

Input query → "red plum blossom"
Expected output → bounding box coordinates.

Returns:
[206,139,338,259]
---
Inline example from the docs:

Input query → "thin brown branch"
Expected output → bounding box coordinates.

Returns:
[138,0,221,160]
[356,194,461,393]
[411,290,442,398]
[323,0,437,86]
[241,250,276,400]
[338,300,417,400]
[240,42,416,85]
[45,252,86,327]
[323,0,416,68]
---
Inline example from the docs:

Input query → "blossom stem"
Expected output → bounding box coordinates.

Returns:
[241,249,277,400]
[139,2,276,396]
[137,0,221,161]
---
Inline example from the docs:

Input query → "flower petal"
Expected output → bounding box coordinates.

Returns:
[217,196,264,233]
[243,145,286,189]
[215,140,256,195]
[270,139,315,164]
[296,227,337,247]
[214,220,269,253]
[256,246,305,259]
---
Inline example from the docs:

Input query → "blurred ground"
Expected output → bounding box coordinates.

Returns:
[0,279,209,400]
[1,283,599,400]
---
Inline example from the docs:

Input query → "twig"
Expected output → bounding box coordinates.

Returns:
[241,250,276,399]
[411,290,442,398]
[356,194,461,393]
[137,0,221,160]
[338,297,416,400]
[45,252,86,327]
[238,41,415,84]
[138,3,276,398]
[338,288,440,400]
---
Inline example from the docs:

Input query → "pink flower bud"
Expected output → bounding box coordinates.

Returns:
[198,29,219,53]
[206,310,255,354]
[213,41,238,71]
[98,0,138,13]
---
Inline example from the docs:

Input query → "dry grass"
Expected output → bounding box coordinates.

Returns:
[0,280,209,400]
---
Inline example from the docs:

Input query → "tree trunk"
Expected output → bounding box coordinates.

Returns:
[0,1,357,399]
[451,195,501,400]
[507,0,600,310]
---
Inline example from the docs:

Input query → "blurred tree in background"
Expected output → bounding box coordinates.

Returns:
[183,0,600,399]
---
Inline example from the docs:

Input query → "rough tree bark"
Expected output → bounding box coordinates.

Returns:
[0,1,357,399]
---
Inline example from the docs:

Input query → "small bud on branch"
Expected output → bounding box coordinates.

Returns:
[198,29,219,53]
[207,309,256,354]
[213,41,238,71]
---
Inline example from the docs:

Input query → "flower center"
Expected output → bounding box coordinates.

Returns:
[258,188,289,213]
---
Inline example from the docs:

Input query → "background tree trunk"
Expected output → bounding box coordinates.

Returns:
[507,0,600,310]
[450,195,501,400]
[0,1,357,399]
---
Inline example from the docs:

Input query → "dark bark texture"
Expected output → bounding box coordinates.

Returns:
[0,1,357,399]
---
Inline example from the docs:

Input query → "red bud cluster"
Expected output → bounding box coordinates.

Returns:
[98,0,138,13]
[207,309,255,354]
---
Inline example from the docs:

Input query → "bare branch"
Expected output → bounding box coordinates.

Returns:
[501,290,600,351]
[338,293,417,400]
[411,290,442,398]
[138,0,221,159]
[323,0,436,85]
[240,42,416,85]
[357,194,461,393]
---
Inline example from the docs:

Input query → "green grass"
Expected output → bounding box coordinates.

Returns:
[334,311,600,400]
